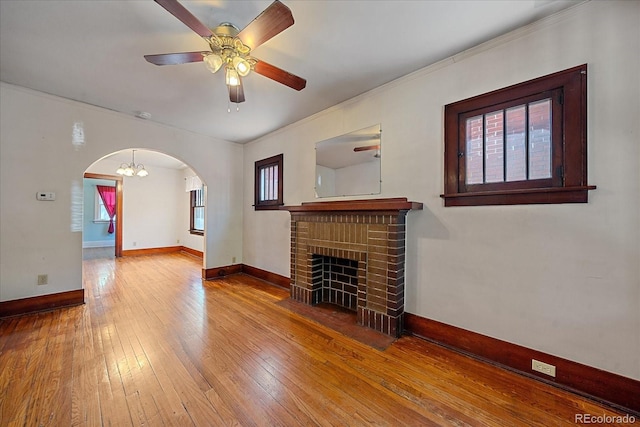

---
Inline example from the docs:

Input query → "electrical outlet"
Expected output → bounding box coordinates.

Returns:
[37,274,48,285]
[177,239,180,244]
[133,241,137,247]
[532,359,556,377]
[232,256,236,264]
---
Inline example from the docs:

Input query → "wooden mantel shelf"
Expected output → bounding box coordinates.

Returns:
[281,197,423,213]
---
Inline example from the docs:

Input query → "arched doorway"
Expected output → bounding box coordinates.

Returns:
[83,149,206,262]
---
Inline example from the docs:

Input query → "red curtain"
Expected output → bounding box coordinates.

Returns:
[96,185,117,234]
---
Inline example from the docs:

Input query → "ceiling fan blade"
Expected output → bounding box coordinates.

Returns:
[229,78,245,103]
[154,0,213,38]
[253,60,306,91]
[237,0,294,50]
[144,52,207,66]
[354,145,380,152]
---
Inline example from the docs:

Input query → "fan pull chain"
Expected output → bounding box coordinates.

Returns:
[235,85,240,112]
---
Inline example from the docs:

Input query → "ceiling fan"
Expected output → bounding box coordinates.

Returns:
[144,0,306,105]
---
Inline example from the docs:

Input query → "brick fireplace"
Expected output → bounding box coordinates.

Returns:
[283,198,422,337]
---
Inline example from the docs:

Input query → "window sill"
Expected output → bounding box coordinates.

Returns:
[189,229,204,236]
[440,185,596,207]
[254,204,284,211]
[93,220,114,223]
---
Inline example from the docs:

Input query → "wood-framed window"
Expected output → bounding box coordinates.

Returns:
[190,187,204,235]
[442,64,595,206]
[254,154,283,210]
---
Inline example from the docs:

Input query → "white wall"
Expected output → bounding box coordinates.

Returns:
[119,164,185,251]
[316,159,380,197]
[334,159,381,196]
[242,1,640,380]
[0,84,243,301]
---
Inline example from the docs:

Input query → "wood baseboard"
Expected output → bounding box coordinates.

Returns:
[0,289,85,318]
[202,264,243,280]
[241,264,290,289]
[180,246,203,258]
[122,245,203,258]
[201,263,290,289]
[404,313,640,415]
[122,246,182,256]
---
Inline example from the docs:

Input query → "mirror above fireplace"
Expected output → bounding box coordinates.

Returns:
[315,124,381,198]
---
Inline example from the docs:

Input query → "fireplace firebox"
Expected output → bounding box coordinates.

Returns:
[312,254,359,310]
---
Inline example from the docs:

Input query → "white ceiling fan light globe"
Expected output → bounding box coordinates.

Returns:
[225,67,240,86]
[203,53,223,73]
[232,56,251,77]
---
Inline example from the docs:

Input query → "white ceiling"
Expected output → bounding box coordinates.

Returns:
[0,0,583,145]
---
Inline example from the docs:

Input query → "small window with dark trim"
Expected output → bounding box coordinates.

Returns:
[442,64,595,206]
[254,154,283,210]
[190,187,204,235]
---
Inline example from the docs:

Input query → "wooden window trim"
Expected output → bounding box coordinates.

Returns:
[254,154,284,211]
[442,64,595,206]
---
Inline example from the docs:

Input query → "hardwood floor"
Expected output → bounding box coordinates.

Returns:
[82,246,115,260]
[0,253,633,426]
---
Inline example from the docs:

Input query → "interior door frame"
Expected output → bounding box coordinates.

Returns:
[84,172,123,257]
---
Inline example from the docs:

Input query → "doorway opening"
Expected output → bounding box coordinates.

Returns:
[83,173,123,259]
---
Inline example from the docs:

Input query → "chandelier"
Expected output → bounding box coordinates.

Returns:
[116,150,148,177]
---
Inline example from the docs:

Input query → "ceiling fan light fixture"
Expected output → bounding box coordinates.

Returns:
[203,53,223,73]
[146,0,306,105]
[225,67,240,86]
[232,56,251,77]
